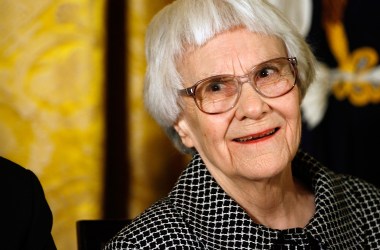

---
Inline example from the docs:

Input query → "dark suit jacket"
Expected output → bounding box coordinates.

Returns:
[0,156,56,250]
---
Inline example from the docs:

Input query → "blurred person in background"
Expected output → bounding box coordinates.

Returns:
[269,0,380,187]
[0,156,56,249]
[105,0,380,249]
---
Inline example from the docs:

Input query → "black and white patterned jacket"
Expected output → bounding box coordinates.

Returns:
[105,151,380,249]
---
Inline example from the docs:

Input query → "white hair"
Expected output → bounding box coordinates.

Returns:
[144,0,316,153]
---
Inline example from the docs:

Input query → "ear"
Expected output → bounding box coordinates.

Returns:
[173,116,195,148]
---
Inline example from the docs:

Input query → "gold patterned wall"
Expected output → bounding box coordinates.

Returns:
[0,0,105,249]
[127,0,188,218]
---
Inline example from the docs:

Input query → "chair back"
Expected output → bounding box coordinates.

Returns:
[76,219,130,250]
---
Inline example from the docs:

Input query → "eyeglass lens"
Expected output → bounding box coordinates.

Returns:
[194,57,296,114]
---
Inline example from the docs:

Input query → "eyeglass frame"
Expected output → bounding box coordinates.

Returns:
[178,57,298,114]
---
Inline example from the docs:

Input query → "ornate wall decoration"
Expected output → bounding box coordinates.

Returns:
[126,0,187,218]
[0,0,105,249]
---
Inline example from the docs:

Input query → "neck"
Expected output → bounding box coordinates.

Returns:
[214,168,315,230]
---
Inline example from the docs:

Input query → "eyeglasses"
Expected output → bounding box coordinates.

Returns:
[178,57,298,114]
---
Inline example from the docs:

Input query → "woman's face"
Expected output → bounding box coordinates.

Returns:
[175,28,302,185]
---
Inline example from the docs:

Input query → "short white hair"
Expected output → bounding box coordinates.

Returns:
[144,0,316,153]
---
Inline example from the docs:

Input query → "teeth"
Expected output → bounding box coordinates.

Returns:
[235,129,276,142]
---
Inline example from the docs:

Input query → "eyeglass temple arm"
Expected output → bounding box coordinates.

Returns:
[288,57,297,65]
[178,87,195,96]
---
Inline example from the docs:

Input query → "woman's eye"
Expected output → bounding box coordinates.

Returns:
[258,67,276,78]
[211,83,222,91]
[198,77,236,96]
[205,81,224,92]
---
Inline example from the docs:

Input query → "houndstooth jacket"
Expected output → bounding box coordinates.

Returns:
[104,151,380,249]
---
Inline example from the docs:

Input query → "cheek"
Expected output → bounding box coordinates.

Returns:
[195,116,228,142]
[185,112,232,151]
[275,92,302,142]
[291,111,302,139]
[284,104,302,146]
[286,92,302,125]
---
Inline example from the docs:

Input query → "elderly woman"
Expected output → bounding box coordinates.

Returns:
[105,0,380,249]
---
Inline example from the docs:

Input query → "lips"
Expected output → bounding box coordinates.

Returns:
[233,127,279,142]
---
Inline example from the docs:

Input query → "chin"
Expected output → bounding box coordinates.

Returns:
[233,154,289,180]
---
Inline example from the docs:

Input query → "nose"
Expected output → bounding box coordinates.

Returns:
[234,82,270,120]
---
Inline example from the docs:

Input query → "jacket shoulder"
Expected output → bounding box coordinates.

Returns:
[340,175,380,246]
[0,156,39,197]
[0,156,56,249]
[105,197,203,249]
[0,156,29,176]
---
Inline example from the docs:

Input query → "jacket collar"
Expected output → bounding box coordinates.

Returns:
[295,152,367,247]
[168,151,366,248]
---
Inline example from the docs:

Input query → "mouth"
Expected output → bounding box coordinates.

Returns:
[233,127,279,143]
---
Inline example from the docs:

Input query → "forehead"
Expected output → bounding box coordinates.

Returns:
[178,28,287,85]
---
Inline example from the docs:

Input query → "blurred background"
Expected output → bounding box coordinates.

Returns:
[0,0,185,249]
[0,0,379,249]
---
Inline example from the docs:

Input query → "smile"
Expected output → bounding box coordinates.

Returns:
[233,128,279,142]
